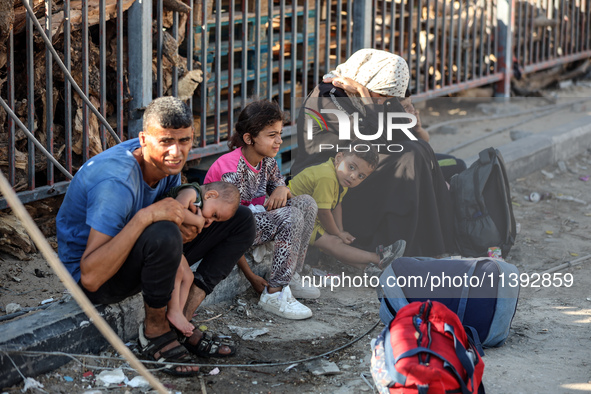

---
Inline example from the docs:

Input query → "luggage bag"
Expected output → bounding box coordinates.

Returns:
[378,257,520,349]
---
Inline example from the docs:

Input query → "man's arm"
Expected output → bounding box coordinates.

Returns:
[79,198,185,292]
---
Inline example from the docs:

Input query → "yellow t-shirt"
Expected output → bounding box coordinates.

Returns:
[288,158,347,243]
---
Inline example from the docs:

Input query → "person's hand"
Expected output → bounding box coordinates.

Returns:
[144,198,185,226]
[401,98,430,142]
[323,76,370,97]
[246,273,268,294]
[179,207,205,243]
[339,231,355,245]
[264,186,291,211]
[176,187,198,209]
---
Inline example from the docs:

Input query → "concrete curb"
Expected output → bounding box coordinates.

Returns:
[3,116,591,388]
[465,114,591,180]
[0,295,144,388]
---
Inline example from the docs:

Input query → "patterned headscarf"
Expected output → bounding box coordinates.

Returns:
[324,49,409,98]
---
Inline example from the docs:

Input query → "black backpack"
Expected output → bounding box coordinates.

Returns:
[450,147,517,258]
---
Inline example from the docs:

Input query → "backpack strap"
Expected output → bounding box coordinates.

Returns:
[478,148,493,164]
[444,323,475,376]
[379,264,410,311]
[444,323,484,394]
[383,327,410,386]
[418,385,430,394]
[457,261,478,322]
[494,149,517,254]
[394,347,475,394]
[472,150,496,215]
[464,325,485,356]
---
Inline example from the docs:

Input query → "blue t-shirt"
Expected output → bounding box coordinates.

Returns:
[56,138,181,282]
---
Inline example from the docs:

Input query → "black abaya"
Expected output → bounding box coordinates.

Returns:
[292,83,456,257]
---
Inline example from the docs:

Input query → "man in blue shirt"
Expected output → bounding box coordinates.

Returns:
[56,96,255,375]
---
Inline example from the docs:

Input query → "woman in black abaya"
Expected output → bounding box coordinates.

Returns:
[292,49,455,257]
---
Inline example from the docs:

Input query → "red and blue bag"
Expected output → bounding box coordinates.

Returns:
[371,300,485,394]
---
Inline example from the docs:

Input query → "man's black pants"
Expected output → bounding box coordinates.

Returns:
[83,205,256,308]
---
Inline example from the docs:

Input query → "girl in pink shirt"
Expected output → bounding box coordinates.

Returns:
[205,100,319,320]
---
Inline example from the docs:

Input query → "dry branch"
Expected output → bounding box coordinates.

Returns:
[163,0,191,14]
[0,211,36,260]
[15,0,135,37]
[13,0,45,36]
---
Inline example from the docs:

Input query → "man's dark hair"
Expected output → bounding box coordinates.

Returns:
[202,181,241,213]
[342,140,380,169]
[143,96,193,131]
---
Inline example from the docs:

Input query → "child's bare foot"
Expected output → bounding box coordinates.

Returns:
[167,310,195,337]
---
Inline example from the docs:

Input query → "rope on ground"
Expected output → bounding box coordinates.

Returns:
[0,170,168,394]
[541,254,591,274]
[20,0,121,145]
[0,319,382,369]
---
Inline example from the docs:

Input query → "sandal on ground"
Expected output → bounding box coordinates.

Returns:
[177,329,237,358]
[138,324,200,377]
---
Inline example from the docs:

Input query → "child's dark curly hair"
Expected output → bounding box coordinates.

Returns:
[229,99,286,150]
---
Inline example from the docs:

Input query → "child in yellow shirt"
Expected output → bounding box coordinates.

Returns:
[288,145,405,270]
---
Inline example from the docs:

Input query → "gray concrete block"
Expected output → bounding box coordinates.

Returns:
[0,294,142,388]
[510,130,533,141]
[465,115,591,181]
[437,125,459,135]
[500,133,555,181]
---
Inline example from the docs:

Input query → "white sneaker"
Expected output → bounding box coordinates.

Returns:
[289,272,321,299]
[258,285,313,320]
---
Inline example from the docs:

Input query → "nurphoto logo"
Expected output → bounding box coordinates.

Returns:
[304,108,418,153]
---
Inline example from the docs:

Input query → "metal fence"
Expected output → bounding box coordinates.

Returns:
[1,0,590,209]
[372,0,506,100]
[514,0,591,74]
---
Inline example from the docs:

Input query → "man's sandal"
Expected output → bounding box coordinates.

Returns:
[138,324,200,377]
[177,329,237,358]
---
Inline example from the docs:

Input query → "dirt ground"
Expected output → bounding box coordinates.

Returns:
[2,85,591,393]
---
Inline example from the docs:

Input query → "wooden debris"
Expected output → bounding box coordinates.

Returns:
[14,0,136,37]
[163,0,191,14]
[533,16,559,28]
[171,69,204,100]
[0,0,14,45]
[513,60,591,96]
[0,211,36,260]
[13,0,45,36]
[160,27,181,66]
